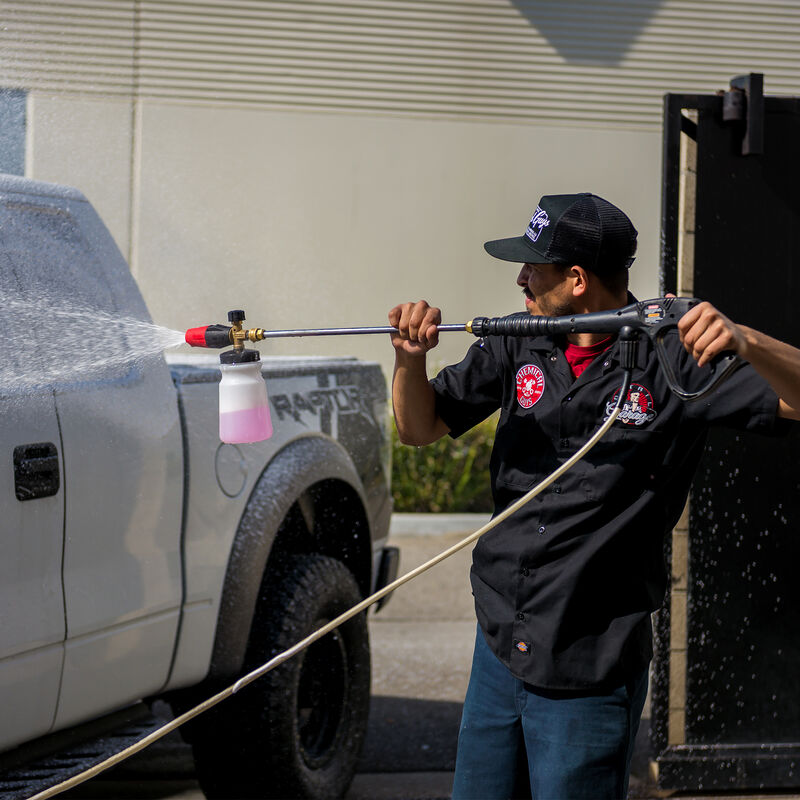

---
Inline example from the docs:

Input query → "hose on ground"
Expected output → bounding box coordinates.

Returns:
[28,371,631,800]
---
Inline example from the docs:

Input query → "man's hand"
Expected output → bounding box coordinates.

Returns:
[388,300,442,357]
[676,301,747,367]
[388,300,450,444]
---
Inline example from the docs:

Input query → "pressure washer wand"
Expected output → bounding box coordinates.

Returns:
[185,297,742,400]
[252,323,470,338]
[185,321,469,347]
[184,297,693,346]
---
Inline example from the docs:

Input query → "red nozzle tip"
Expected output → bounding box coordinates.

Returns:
[186,326,210,347]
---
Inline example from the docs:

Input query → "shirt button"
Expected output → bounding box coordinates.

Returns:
[603,361,610,368]
[550,355,557,362]
[522,567,530,577]
[517,612,525,621]
[538,526,546,535]
[560,438,569,448]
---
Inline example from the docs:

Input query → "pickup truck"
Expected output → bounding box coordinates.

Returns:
[0,174,396,800]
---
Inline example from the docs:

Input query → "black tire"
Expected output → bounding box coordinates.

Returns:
[191,554,371,800]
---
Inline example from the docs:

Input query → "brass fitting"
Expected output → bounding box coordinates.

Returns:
[227,310,266,351]
[227,309,247,351]
[245,328,266,343]
[230,321,245,351]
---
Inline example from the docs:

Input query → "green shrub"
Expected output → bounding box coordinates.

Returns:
[391,413,498,513]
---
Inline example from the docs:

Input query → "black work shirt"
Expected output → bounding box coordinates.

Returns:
[431,321,785,690]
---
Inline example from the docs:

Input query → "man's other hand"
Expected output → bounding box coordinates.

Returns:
[677,300,747,368]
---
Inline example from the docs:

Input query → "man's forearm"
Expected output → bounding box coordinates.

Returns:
[678,301,800,421]
[392,351,450,445]
[740,326,800,420]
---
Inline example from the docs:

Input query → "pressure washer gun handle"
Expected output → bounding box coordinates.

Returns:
[469,297,742,401]
[651,325,742,401]
[636,298,742,401]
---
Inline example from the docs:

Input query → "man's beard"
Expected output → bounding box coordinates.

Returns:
[529,294,575,318]
[548,298,575,317]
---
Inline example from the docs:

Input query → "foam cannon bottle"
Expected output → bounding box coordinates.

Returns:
[187,309,273,443]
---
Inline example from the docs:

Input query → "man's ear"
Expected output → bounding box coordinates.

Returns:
[569,265,589,297]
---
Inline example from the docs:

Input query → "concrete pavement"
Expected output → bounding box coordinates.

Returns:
[348,521,478,799]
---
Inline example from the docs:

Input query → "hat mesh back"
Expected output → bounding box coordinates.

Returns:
[549,196,600,268]
[593,198,638,273]
[548,195,638,273]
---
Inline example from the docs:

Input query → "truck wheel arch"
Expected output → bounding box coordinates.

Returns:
[209,435,371,679]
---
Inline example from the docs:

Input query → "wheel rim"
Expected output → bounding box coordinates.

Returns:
[296,624,349,768]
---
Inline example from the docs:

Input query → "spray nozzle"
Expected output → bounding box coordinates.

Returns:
[185,323,233,348]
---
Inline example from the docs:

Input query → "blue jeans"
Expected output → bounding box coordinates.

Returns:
[452,628,648,800]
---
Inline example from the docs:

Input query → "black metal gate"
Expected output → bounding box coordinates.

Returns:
[652,74,800,792]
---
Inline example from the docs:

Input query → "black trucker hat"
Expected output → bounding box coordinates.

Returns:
[483,193,637,274]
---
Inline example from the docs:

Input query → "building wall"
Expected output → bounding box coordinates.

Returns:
[2,1,799,376]
[27,94,135,257]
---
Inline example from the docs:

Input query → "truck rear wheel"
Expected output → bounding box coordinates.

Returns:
[192,554,370,800]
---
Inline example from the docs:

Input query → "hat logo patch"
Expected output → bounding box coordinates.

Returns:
[525,206,550,243]
[516,364,545,409]
[605,383,657,426]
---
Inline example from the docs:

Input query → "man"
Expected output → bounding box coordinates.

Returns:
[388,193,800,799]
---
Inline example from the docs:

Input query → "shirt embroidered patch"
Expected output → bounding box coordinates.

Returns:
[516,364,545,409]
[514,640,530,654]
[605,383,657,426]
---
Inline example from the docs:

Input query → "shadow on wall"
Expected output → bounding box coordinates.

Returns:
[509,0,666,65]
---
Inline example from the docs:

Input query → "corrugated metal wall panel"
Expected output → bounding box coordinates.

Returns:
[2,0,799,128]
[0,1,137,95]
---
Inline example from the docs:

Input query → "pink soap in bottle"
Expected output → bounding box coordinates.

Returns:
[219,348,273,443]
